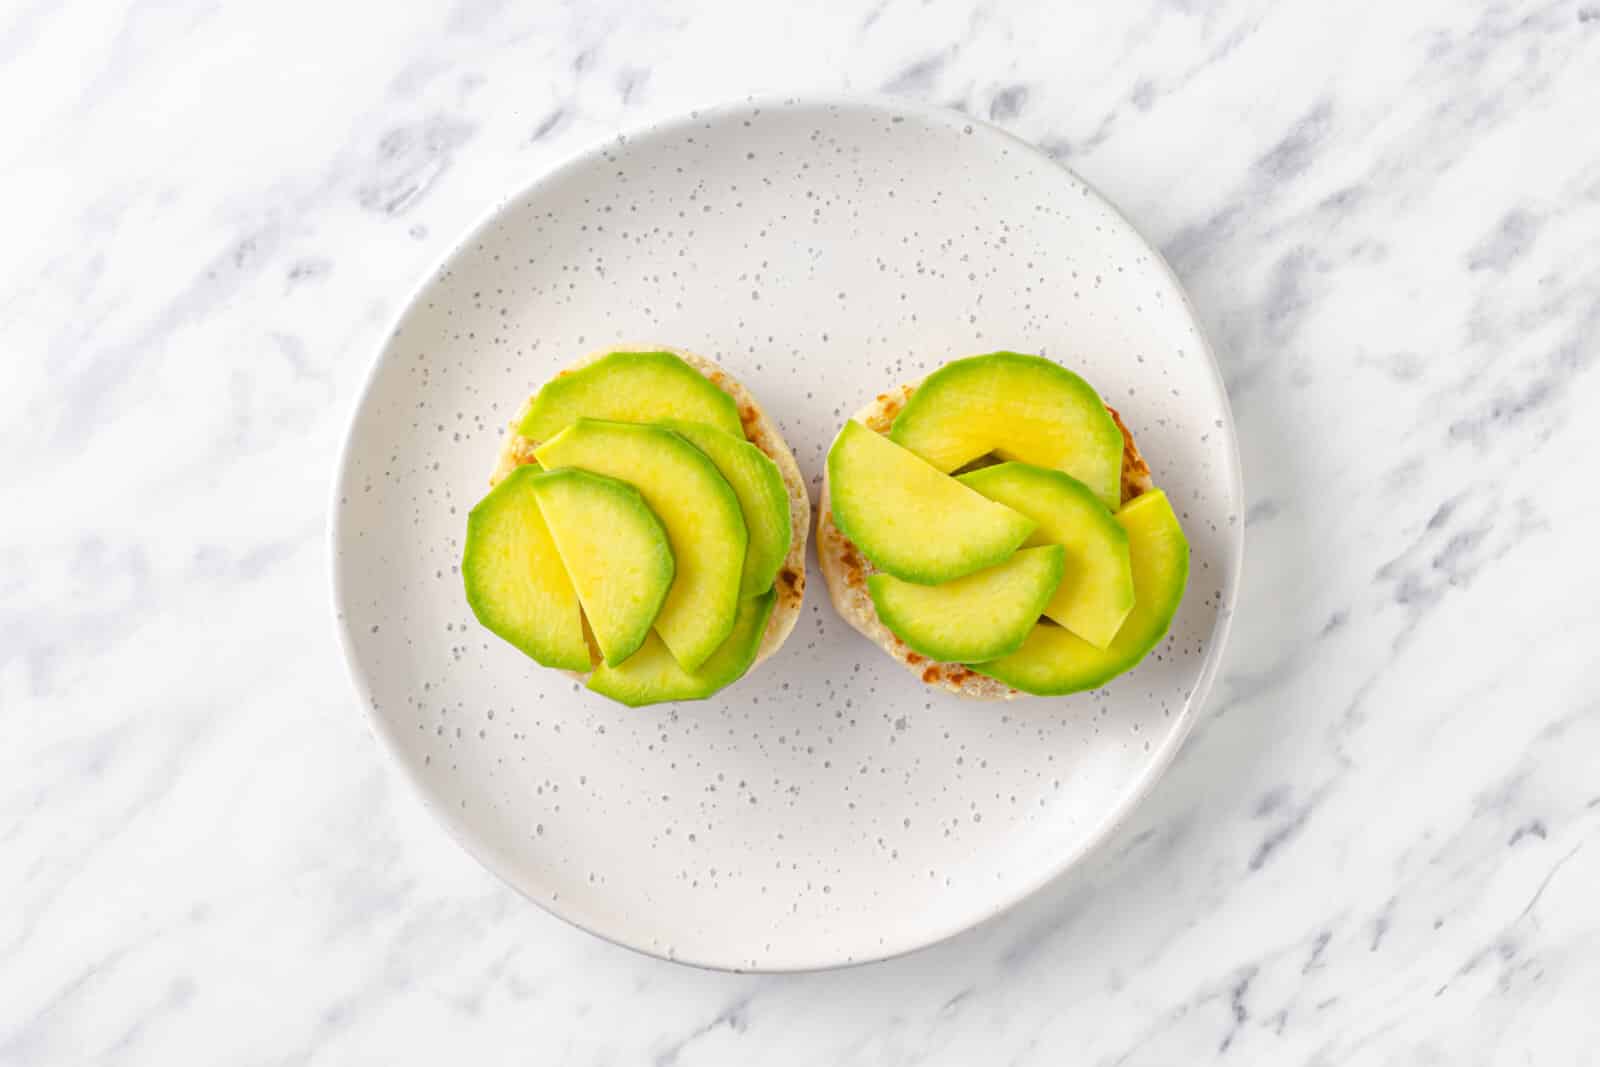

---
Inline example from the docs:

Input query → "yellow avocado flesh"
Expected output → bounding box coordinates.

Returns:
[536,419,746,672]
[868,545,1065,664]
[827,419,1036,584]
[663,419,791,598]
[889,352,1125,509]
[461,466,591,671]
[959,462,1134,649]
[529,469,674,667]
[972,490,1189,695]
[588,590,776,707]
[517,350,743,442]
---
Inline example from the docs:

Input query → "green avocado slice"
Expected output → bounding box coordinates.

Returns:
[517,350,743,441]
[461,466,591,671]
[868,545,1064,664]
[827,419,1035,584]
[889,352,1124,509]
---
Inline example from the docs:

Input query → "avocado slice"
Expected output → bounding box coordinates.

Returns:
[827,420,1036,584]
[663,419,791,598]
[529,468,674,667]
[868,545,1064,664]
[461,466,591,671]
[959,463,1134,649]
[971,490,1189,695]
[588,589,776,707]
[889,352,1125,509]
[517,350,743,442]
[536,419,746,671]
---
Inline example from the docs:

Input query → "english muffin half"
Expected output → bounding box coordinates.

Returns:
[817,381,1154,700]
[491,346,809,674]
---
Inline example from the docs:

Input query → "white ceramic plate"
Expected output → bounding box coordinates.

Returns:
[331,95,1242,971]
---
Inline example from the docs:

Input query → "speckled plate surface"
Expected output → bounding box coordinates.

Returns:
[331,95,1242,971]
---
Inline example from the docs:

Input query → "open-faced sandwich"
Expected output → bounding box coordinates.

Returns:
[463,347,809,706]
[817,352,1188,699]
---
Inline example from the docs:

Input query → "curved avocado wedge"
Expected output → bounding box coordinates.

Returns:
[827,419,1036,584]
[663,419,792,598]
[889,352,1125,509]
[972,490,1189,695]
[589,590,776,707]
[517,350,743,442]
[868,545,1064,664]
[461,466,591,671]
[536,419,746,672]
[959,463,1134,649]
[529,469,674,667]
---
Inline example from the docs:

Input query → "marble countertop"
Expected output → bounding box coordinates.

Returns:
[7,1,1600,1063]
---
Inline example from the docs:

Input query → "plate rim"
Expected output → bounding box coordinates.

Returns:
[328,91,1245,973]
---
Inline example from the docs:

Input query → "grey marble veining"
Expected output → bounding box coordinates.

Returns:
[5,0,1600,1063]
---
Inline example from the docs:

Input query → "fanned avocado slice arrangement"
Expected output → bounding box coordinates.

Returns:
[461,350,791,706]
[826,351,1189,695]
